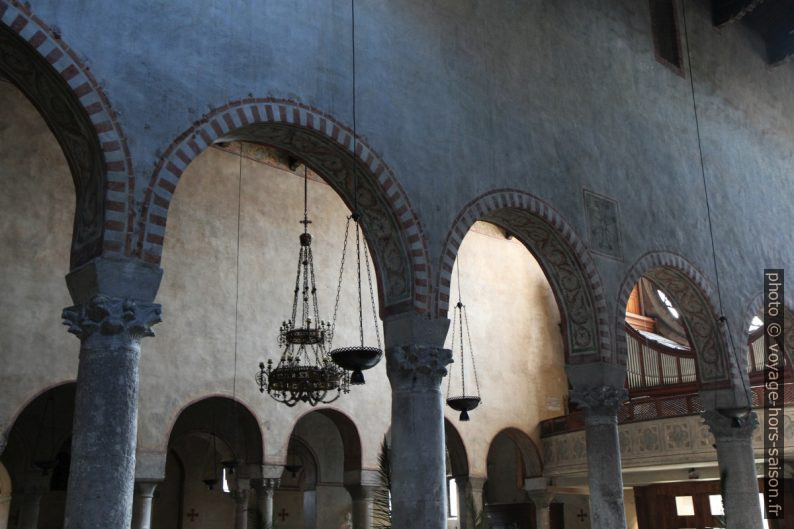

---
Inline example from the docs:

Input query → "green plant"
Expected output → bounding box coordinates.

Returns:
[372,437,392,529]
[466,489,489,529]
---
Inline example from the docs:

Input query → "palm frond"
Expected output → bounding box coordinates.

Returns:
[372,436,392,529]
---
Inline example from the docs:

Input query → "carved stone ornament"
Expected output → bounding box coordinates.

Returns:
[0,24,105,268]
[702,409,759,441]
[62,295,162,340]
[570,385,628,423]
[483,208,599,357]
[386,345,453,386]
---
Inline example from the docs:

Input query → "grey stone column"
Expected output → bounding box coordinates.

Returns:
[62,257,162,529]
[255,478,279,529]
[130,481,158,529]
[526,490,554,529]
[15,485,47,529]
[344,484,377,529]
[384,314,452,529]
[234,487,250,529]
[703,409,763,529]
[567,363,628,529]
[455,476,485,529]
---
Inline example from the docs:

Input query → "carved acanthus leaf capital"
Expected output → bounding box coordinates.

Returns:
[386,344,453,386]
[702,409,758,441]
[63,295,162,340]
[570,385,628,421]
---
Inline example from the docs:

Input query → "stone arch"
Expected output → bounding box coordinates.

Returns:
[742,293,794,363]
[2,381,76,452]
[616,252,733,386]
[487,428,543,479]
[284,407,363,473]
[138,99,429,314]
[165,395,264,466]
[444,419,469,478]
[0,1,133,267]
[437,189,610,362]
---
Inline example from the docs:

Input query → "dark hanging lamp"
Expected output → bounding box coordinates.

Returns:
[202,432,220,491]
[446,260,482,421]
[328,0,383,385]
[284,448,304,478]
[256,166,349,406]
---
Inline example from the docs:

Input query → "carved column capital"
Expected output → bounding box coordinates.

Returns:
[257,478,280,493]
[702,409,759,442]
[569,385,628,424]
[63,295,162,341]
[386,344,453,388]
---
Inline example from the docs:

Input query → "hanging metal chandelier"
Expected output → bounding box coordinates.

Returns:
[328,212,383,384]
[256,166,349,406]
[446,261,482,421]
[326,0,383,385]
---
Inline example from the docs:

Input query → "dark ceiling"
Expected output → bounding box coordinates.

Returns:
[712,0,794,65]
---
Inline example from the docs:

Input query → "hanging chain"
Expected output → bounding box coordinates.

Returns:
[355,220,364,346]
[463,305,481,397]
[447,299,458,396]
[361,220,382,349]
[329,216,352,350]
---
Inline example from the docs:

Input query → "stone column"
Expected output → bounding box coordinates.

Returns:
[384,314,452,529]
[526,490,554,529]
[234,486,250,529]
[131,481,159,529]
[703,409,763,529]
[344,484,377,529]
[15,485,47,529]
[455,476,485,529]
[567,363,628,529]
[256,478,279,529]
[62,257,162,529]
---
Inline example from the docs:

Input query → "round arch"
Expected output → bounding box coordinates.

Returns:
[616,252,733,386]
[487,428,543,479]
[437,189,610,362]
[165,396,264,466]
[0,1,133,266]
[444,418,469,478]
[283,407,363,474]
[742,293,794,361]
[138,99,429,315]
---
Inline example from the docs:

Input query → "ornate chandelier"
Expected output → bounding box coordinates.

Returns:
[256,166,349,406]
[446,260,482,421]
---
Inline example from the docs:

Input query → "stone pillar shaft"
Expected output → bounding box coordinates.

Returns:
[16,492,43,529]
[234,488,250,529]
[569,372,628,529]
[526,491,554,529]
[131,481,158,529]
[455,476,485,529]
[62,295,161,529]
[703,409,763,529]
[385,316,452,529]
[256,478,278,528]
[345,484,377,529]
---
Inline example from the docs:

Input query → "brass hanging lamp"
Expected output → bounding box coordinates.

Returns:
[328,0,383,385]
[445,258,482,421]
[256,166,349,406]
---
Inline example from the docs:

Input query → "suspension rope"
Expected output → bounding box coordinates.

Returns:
[681,1,752,409]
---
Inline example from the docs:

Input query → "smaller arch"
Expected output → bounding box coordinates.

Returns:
[742,293,794,360]
[285,407,362,473]
[437,189,610,362]
[165,395,264,466]
[444,419,469,478]
[616,252,733,386]
[3,380,75,445]
[487,428,542,479]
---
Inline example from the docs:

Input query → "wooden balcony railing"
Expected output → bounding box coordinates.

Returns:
[540,383,794,437]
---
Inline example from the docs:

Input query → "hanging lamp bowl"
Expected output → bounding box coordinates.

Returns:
[330,346,383,385]
[34,459,58,475]
[203,478,219,490]
[446,396,481,421]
